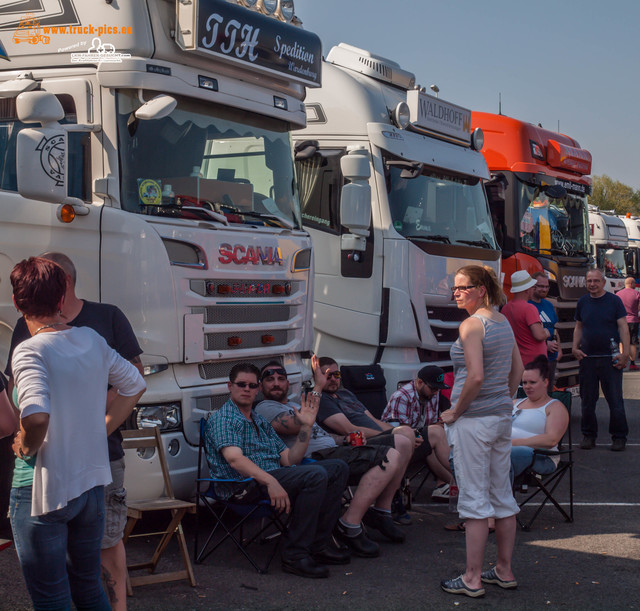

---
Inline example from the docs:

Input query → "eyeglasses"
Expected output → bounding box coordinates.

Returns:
[260,367,287,381]
[233,382,259,389]
[326,371,341,379]
[451,285,477,293]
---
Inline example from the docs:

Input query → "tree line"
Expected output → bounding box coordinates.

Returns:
[588,175,640,215]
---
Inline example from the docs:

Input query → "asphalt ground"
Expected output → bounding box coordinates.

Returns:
[2,374,640,611]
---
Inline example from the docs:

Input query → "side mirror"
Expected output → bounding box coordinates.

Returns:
[134,94,177,120]
[16,92,69,205]
[340,150,371,252]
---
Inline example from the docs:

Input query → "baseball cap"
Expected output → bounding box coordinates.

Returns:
[417,365,449,389]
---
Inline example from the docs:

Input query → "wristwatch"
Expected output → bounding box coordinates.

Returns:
[310,390,322,398]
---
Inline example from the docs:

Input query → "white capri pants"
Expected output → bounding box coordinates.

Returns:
[446,413,520,520]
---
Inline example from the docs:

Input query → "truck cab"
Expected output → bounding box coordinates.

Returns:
[294,43,499,392]
[619,214,640,283]
[471,112,592,390]
[0,0,320,499]
[589,207,628,292]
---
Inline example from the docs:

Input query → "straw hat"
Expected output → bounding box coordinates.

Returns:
[510,270,536,293]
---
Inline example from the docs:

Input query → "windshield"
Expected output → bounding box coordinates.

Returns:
[596,246,626,279]
[517,180,589,256]
[384,153,497,249]
[116,90,301,229]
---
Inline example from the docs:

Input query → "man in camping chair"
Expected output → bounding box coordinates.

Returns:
[203,363,349,579]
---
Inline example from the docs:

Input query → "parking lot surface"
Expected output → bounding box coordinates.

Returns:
[2,375,640,610]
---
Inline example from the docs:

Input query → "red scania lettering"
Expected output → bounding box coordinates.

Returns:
[218,243,284,265]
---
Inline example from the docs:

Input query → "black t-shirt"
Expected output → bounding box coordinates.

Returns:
[318,389,383,432]
[5,300,142,460]
[575,291,627,356]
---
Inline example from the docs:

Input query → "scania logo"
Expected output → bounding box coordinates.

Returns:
[562,275,586,288]
[218,243,284,266]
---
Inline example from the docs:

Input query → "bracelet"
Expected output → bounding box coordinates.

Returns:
[310,390,322,398]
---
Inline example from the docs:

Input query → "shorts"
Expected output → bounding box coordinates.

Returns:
[101,458,127,549]
[445,414,519,520]
[629,322,639,346]
[311,444,392,486]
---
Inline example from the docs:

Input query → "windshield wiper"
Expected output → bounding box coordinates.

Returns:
[218,204,295,230]
[404,234,451,244]
[456,239,492,249]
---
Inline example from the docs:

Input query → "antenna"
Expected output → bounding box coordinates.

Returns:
[557,119,560,132]
[498,92,502,115]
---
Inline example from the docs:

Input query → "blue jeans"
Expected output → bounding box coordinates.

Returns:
[9,485,111,611]
[579,356,628,440]
[510,446,556,484]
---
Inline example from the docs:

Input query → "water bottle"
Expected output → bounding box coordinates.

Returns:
[610,337,620,366]
[448,477,459,513]
[161,183,175,207]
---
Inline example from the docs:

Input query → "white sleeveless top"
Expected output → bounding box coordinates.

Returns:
[512,398,560,463]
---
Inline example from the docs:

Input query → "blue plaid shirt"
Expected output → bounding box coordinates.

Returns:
[204,398,286,481]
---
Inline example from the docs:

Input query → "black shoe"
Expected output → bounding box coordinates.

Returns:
[580,436,596,450]
[392,492,412,525]
[334,523,380,558]
[611,438,626,452]
[312,545,351,565]
[363,508,406,543]
[281,556,329,579]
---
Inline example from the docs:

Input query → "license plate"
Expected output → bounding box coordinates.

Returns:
[568,385,580,397]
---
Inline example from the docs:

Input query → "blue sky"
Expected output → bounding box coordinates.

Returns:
[298,0,640,190]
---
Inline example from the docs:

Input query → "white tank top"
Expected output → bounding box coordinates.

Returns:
[512,398,559,458]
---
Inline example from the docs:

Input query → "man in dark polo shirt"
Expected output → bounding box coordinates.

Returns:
[572,268,629,452]
[5,252,142,610]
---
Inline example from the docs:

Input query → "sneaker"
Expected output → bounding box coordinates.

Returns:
[362,508,405,543]
[431,483,450,501]
[391,494,412,525]
[334,522,380,558]
[611,438,626,452]
[580,436,596,450]
[629,362,639,371]
[481,567,518,589]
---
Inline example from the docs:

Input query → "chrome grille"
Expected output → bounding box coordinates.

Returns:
[195,395,229,413]
[205,330,289,351]
[191,305,291,325]
[198,356,283,380]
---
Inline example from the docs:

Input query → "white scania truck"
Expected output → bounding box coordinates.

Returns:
[0,0,320,499]
[619,214,640,282]
[588,206,628,292]
[294,44,500,393]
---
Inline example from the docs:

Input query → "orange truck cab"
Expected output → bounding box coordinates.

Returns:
[471,112,592,391]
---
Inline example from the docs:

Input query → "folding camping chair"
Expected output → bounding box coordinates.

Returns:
[193,418,288,574]
[340,364,388,419]
[513,389,574,531]
[121,428,197,594]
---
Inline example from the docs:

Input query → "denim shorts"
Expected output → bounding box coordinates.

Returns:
[102,458,127,549]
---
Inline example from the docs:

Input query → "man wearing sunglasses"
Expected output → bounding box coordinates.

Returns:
[315,357,416,524]
[203,363,349,579]
[256,359,406,559]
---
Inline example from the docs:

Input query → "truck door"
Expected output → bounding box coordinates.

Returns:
[0,78,100,359]
[297,145,382,356]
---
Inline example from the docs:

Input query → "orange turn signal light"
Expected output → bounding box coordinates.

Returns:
[58,203,76,223]
[227,336,242,347]
[217,285,231,294]
[261,335,275,345]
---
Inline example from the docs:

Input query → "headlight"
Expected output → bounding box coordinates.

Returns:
[279,0,295,21]
[392,102,411,130]
[134,404,181,431]
[471,127,484,151]
[259,0,278,14]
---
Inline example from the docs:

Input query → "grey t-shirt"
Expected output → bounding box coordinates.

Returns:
[255,399,336,457]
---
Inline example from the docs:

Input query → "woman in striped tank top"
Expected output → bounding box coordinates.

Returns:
[440,266,524,598]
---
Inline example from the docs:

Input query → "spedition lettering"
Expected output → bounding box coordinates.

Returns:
[275,36,315,64]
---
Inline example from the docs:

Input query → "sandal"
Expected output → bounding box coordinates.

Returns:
[441,575,485,598]
[443,521,496,533]
[481,566,518,589]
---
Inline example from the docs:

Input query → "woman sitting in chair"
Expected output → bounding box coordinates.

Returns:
[511,356,569,481]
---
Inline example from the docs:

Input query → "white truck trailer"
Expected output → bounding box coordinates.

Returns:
[0,0,320,499]
[294,43,500,393]
[588,206,628,292]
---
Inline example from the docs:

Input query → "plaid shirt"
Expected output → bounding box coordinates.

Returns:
[381,381,443,428]
[204,398,286,481]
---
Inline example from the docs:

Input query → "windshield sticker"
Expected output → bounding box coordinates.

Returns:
[138,179,162,206]
[70,37,130,63]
